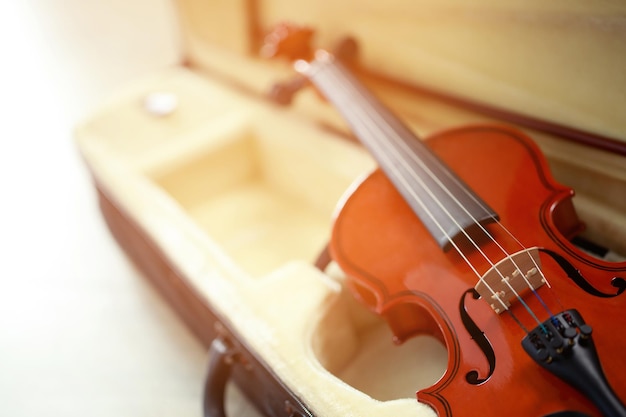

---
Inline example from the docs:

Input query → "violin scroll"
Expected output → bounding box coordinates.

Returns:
[260,22,315,62]
[261,23,359,105]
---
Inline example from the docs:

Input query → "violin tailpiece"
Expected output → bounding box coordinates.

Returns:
[522,310,626,417]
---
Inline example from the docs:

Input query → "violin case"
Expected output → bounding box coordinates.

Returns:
[75,1,626,416]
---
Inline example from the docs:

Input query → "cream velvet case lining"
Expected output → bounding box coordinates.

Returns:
[76,67,450,416]
[75,2,626,416]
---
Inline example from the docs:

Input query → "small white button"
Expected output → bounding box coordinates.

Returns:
[143,92,178,117]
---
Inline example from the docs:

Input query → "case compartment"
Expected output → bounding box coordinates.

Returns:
[311,288,447,402]
[151,120,345,277]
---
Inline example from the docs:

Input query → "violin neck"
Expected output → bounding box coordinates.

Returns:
[297,52,498,250]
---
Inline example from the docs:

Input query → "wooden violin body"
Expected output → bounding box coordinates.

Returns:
[330,125,626,416]
[268,25,626,416]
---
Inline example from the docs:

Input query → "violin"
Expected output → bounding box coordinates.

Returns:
[268,26,626,417]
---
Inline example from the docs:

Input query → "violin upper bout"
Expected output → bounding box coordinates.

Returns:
[329,168,460,338]
[427,124,585,245]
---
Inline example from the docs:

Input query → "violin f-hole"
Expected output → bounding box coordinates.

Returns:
[459,288,496,385]
[540,249,626,298]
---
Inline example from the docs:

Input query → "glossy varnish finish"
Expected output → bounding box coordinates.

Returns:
[290,46,626,416]
[330,124,626,416]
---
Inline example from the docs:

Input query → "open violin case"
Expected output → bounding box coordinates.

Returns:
[75,1,626,416]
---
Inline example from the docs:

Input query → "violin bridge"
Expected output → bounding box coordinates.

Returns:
[475,247,545,314]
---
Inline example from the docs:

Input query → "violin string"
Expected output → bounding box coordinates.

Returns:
[348,72,558,315]
[321,65,547,326]
[323,64,556,309]
[323,62,556,325]
[306,56,550,326]
[324,67,528,281]
[328,65,558,325]
[320,61,543,283]
[305,61,516,318]
[507,309,529,333]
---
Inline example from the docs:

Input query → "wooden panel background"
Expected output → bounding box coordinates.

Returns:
[175,0,626,142]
